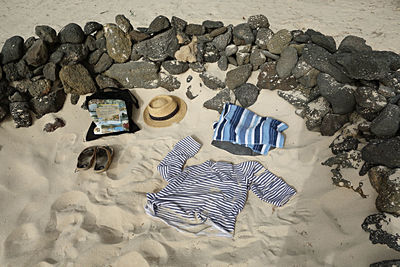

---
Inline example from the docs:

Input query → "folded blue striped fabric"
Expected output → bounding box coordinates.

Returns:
[212,103,288,155]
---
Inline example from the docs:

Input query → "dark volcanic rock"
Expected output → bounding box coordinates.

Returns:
[226,64,252,90]
[303,44,351,83]
[199,72,225,90]
[84,21,103,35]
[203,87,234,113]
[15,79,52,98]
[70,94,80,105]
[35,25,57,43]
[212,26,232,51]
[233,83,260,108]
[232,23,254,45]
[276,46,298,79]
[58,23,85,44]
[148,15,170,34]
[24,37,36,52]
[304,96,331,130]
[225,44,237,57]
[380,71,400,92]
[293,34,310,43]
[104,23,131,63]
[370,104,400,137]
[257,62,297,91]
[362,213,400,251]
[56,43,88,65]
[317,73,356,114]
[162,60,189,75]
[95,75,121,89]
[104,61,160,88]
[9,91,31,128]
[88,49,103,65]
[24,39,48,67]
[267,29,292,54]
[354,86,387,112]
[171,16,187,31]
[248,14,270,30]
[337,35,372,53]
[189,62,205,73]
[203,43,219,63]
[236,52,250,66]
[255,28,274,50]
[306,29,336,53]
[115,14,133,33]
[134,28,179,62]
[250,49,266,71]
[1,36,24,64]
[330,136,359,155]
[320,113,349,136]
[160,71,181,91]
[371,259,400,267]
[277,86,320,108]
[59,64,96,95]
[362,137,400,168]
[85,35,96,52]
[217,56,228,71]
[30,89,66,119]
[129,30,150,42]
[93,53,113,73]
[185,24,205,36]
[202,20,224,31]
[335,51,400,80]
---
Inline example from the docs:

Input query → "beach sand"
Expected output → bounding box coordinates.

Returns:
[0,0,399,266]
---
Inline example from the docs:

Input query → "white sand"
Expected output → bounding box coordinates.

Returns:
[1,0,399,266]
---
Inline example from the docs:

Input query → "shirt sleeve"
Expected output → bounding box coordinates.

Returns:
[157,136,201,182]
[249,169,296,207]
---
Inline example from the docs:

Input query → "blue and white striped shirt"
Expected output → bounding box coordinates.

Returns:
[145,136,296,237]
[212,103,288,155]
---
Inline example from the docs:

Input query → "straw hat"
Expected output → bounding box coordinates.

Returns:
[143,95,187,127]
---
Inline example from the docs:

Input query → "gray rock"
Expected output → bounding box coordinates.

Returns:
[248,14,270,30]
[381,71,400,92]
[335,51,400,80]
[70,94,80,105]
[160,71,181,91]
[330,136,359,155]
[236,52,250,66]
[15,79,52,98]
[225,44,238,57]
[212,27,232,51]
[24,37,36,52]
[104,61,160,88]
[59,64,97,95]
[233,23,254,44]
[115,14,133,33]
[337,35,372,53]
[375,168,400,214]
[186,75,193,83]
[95,74,120,89]
[292,57,313,78]
[276,46,298,79]
[1,36,24,64]
[255,28,274,50]
[30,88,66,118]
[233,83,260,108]
[94,53,113,73]
[3,60,33,82]
[227,56,238,66]
[260,50,280,60]
[322,150,363,169]
[298,68,320,88]
[85,35,96,52]
[238,44,252,53]
[257,62,297,91]
[320,113,349,136]
[171,16,187,31]
[9,100,31,128]
[199,72,225,90]
[189,62,205,73]
[378,85,396,98]
[58,23,85,44]
[104,23,131,63]
[370,104,400,137]
[148,15,170,34]
[307,30,336,53]
[303,44,351,83]
[202,20,224,31]
[362,213,400,251]
[267,29,292,54]
[203,43,219,63]
[135,28,178,62]
[209,26,227,38]
[304,96,331,130]
[203,87,234,113]
[250,49,266,70]
[185,24,205,36]
[277,88,313,108]
[49,51,63,64]
[129,30,150,42]
[318,73,356,114]
[35,25,57,43]
[88,49,103,65]
[362,137,400,168]
[217,56,228,71]
[24,39,48,67]
[293,34,310,43]
[130,46,141,61]
[354,86,387,112]
[212,140,261,156]
[226,64,252,89]
[95,36,107,52]
[162,60,189,75]
[56,43,88,66]
[371,259,400,267]
[368,166,394,193]
[84,21,103,35]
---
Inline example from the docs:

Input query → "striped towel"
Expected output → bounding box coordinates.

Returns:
[212,103,288,155]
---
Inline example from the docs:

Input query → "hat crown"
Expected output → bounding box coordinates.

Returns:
[147,95,178,117]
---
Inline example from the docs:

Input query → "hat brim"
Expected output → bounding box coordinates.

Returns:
[143,96,187,128]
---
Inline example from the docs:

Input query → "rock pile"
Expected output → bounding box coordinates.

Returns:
[0,13,399,254]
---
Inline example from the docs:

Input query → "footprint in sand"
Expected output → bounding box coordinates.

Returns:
[54,133,77,164]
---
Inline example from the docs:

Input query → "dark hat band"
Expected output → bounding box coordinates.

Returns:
[149,105,180,121]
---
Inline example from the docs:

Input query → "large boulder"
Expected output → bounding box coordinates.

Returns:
[59,64,96,95]
[370,104,400,137]
[361,137,400,168]
[1,36,24,64]
[58,23,85,44]
[225,64,252,89]
[104,61,160,88]
[104,24,131,63]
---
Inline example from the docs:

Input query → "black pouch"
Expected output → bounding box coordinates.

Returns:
[84,88,140,141]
